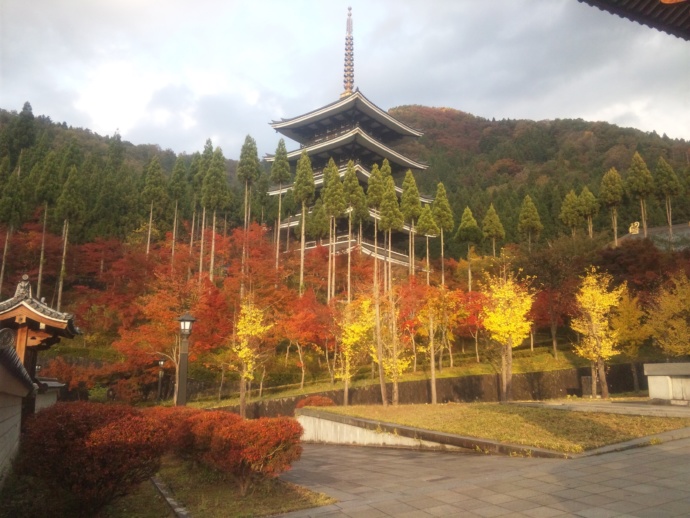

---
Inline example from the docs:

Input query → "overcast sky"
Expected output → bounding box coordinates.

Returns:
[2,0,688,159]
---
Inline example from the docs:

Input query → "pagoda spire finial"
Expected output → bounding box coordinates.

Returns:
[341,7,354,98]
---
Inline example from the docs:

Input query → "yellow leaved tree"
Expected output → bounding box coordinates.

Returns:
[647,272,690,357]
[337,297,374,406]
[482,270,534,402]
[234,300,273,417]
[571,268,625,399]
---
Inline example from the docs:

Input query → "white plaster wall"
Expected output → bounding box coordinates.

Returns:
[297,414,460,450]
[0,393,23,482]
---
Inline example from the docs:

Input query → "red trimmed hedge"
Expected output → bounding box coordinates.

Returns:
[17,402,167,515]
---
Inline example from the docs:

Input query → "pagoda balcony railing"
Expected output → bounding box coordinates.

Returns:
[268,162,434,205]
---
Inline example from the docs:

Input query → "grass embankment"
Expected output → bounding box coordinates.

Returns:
[319,402,690,454]
[99,456,334,518]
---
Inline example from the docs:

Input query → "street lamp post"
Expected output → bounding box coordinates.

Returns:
[157,359,165,401]
[175,312,195,406]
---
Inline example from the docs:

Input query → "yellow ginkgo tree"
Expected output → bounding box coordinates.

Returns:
[571,268,625,399]
[482,270,534,402]
[338,297,374,406]
[234,299,273,417]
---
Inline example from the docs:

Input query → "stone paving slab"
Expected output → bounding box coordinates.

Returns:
[279,438,690,517]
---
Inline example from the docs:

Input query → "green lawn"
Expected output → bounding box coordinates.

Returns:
[319,402,690,453]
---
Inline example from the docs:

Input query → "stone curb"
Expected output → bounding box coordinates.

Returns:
[150,475,192,518]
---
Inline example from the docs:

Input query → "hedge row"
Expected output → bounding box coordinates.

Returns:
[15,402,303,514]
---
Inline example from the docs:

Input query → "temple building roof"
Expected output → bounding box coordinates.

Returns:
[267,126,427,174]
[270,89,423,145]
[579,0,690,41]
[0,275,78,338]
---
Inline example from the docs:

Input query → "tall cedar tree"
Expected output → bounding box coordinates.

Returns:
[270,139,291,270]
[55,165,86,311]
[141,156,169,256]
[168,157,189,266]
[578,186,598,239]
[482,203,505,258]
[654,157,681,240]
[34,150,61,299]
[366,163,387,406]
[237,136,261,297]
[626,151,654,238]
[379,175,403,294]
[431,182,454,287]
[400,170,422,276]
[599,167,624,246]
[202,147,231,282]
[455,207,482,291]
[342,161,367,301]
[0,168,26,297]
[293,150,315,296]
[416,205,439,286]
[322,158,345,301]
[517,195,543,252]
[559,189,583,237]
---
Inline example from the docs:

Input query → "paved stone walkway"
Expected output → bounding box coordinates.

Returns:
[280,403,690,517]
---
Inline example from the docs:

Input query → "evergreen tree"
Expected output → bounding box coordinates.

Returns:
[367,163,385,286]
[455,207,482,290]
[34,150,61,299]
[518,195,543,253]
[237,135,261,231]
[655,156,682,240]
[294,150,315,296]
[379,175,403,294]
[270,139,291,270]
[559,190,582,237]
[626,151,654,238]
[306,197,328,241]
[578,186,598,239]
[482,203,505,257]
[322,158,345,300]
[141,156,169,255]
[431,182,454,286]
[55,165,86,311]
[202,147,231,282]
[417,205,439,285]
[0,168,27,297]
[401,170,422,276]
[599,167,624,246]
[342,161,367,301]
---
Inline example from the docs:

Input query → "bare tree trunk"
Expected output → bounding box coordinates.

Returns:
[188,209,196,281]
[425,235,430,286]
[198,206,206,282]
[640,198,648,238]
[327,217,333,301]
[299,201,306,296]
[37,204,48,300]
[0,225,11,299]
[275,187,282,270]
[430,313,437,404]
[598,358,609,399]
[611,207,618,247]
[57,220,68,312]
[171,200,178,270]
[440,228,446,287]
[374,290,388,407]
[146,201,153,255]
[347,212,352,302]
[631,363,640,394]
[297,342,306,390]
[209,209,217,282]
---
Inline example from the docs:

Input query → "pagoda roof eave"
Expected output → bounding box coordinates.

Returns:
[267,128,428,171]
[270,90,423,141]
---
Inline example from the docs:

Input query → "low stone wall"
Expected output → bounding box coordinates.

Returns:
[222,363,646,419]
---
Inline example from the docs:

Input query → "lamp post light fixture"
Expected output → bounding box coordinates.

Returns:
[175,312,195,406]
[157,359,165,401]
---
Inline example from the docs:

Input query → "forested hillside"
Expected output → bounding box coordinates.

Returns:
[391,105,690,255]
[1,100,689,407]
